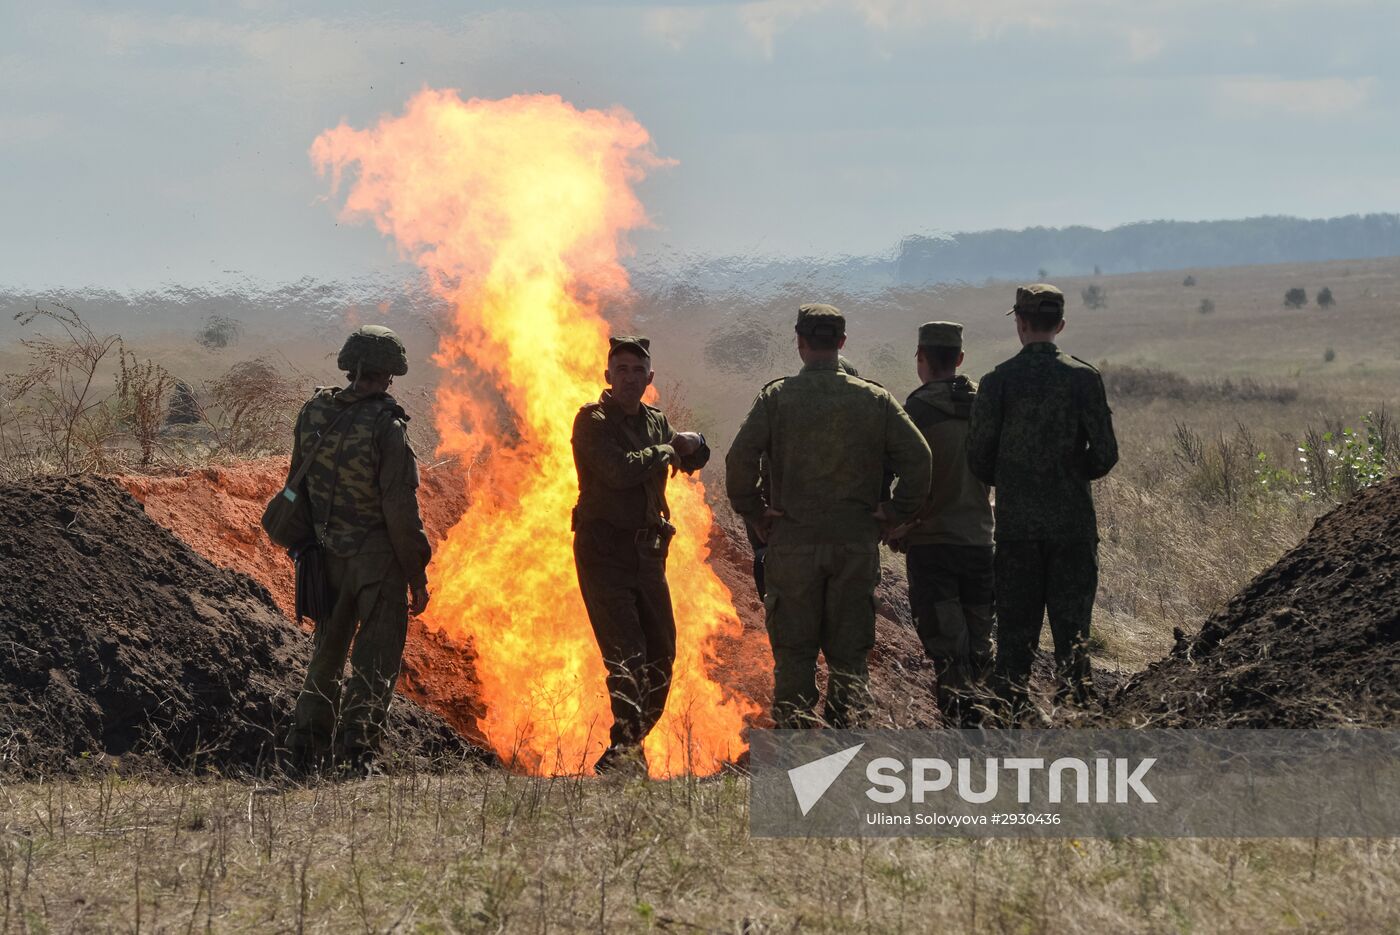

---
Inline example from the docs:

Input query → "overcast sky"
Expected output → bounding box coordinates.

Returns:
[4,1,1398,289]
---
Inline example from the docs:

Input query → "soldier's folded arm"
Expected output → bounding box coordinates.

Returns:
[724,395,770,525]
[965,371,1002,486]
[882,394,933,526]
[571,409,673,489]
[1077,372,1120,480]
[662,414,711,474]
[376,414,432,588]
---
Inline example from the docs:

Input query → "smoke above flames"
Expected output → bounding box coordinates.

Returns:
[311,88,757,777]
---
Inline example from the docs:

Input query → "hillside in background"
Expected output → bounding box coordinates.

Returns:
[895,214,1400,284]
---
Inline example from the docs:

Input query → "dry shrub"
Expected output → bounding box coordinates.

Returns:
[704,316,778,375]
[1102,365,1298,405]
[199,358,304,457]
[1,303,124,476]
[117,349,175,467]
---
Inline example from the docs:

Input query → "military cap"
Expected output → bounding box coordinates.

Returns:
[917,321,963,348]
[1007,283,1066,316]
[608,335,651,359]
[795,303,846,338]
[338,324,408,376]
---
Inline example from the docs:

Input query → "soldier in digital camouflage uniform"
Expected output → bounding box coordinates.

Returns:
[571,336,710,773]
[966,285,1118,719]
[743,356,861,600]
[286,325,432,774]
[891,321,995,726]
[727,305,932,729]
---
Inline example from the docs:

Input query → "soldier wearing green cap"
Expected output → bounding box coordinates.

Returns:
[572,335,709,773]
[727,304,932,728]
[888,320,995,726]
[286,324,432,776]
[967,285,1119,720]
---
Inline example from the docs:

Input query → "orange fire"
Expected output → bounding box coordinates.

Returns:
[311,88,757,777]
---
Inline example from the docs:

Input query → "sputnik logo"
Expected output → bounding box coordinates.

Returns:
[788,743,865,816]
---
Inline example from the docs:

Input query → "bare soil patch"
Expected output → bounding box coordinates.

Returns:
[1112,476,1400,726]
[0,474,476,777]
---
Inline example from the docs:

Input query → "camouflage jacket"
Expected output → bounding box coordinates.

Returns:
[902,376,993,548]
[966,342,1118,542]
[571,390,710,531]
[726,358,932,545]
[288,386,432,586]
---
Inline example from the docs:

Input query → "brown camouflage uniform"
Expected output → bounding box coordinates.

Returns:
[286,385,431,767]
[902,374,995,724]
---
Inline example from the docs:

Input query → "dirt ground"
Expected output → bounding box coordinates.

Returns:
[0,474,476,777]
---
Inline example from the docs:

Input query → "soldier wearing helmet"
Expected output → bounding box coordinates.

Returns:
[284,324,432,776]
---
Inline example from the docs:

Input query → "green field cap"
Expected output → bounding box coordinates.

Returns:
[1007,283,1066,316]
[608,335,651,358]
[796,303,846,338]
[917,321,963,348]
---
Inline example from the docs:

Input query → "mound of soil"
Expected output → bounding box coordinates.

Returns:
[119,459,487,744]
[0,475,476,777]
[120,459,1113,739]
[1112,477,1400,727]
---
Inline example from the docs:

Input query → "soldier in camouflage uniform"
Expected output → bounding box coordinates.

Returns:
[967,285,1118,719]
[727,305,932,728]
[743,356,861,600]
[890,321,995,726]
[286,325,432,774]
[571,336,710,773]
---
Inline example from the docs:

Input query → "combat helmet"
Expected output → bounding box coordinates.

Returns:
[337,325,408,377]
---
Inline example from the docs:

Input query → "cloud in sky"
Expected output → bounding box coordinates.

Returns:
[2,0,1398,287]
[1216,76,1376,118]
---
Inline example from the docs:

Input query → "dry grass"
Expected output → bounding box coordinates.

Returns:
[4,771,1398,934]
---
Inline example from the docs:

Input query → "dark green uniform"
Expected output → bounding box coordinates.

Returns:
[902,375,995,723]
[967,342,1118,710]
[571,391,709,754]
[727,360,932,728]
[287,385,431,767]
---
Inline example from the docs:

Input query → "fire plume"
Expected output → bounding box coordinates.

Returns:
[311,89,756,777]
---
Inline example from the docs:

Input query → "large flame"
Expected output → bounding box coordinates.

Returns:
[312,89,756,777]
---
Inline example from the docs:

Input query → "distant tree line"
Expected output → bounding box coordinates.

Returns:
[895,214,1400,285]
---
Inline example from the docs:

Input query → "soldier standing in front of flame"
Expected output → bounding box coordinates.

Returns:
[727,305,932,729]
[571,336,710,774]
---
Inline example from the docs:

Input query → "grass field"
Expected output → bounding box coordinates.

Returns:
[5,769,1399,933]
[3,256,1399,932]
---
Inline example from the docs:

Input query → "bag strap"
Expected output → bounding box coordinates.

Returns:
[284,395,373,493]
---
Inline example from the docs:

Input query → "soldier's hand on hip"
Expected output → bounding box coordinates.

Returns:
[754,507,784,544]
[409,582,430,616]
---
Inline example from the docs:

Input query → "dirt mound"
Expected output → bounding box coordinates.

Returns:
[0,475,476,777]
[122,459,1125,738]
[1112,477,1400,726]
[119,459,487,744]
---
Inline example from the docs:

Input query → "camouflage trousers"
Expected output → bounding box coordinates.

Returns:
[993,539,1098,712]
[573,520,677,751]
[289,551,409,769]
[905,543,995,724]
[763,541,880,729]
